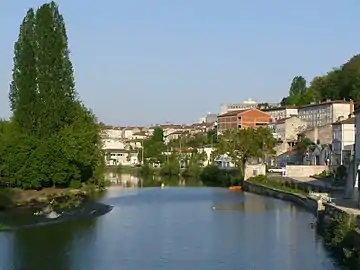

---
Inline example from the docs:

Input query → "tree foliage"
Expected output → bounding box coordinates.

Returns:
[0,2,104,189]
[216,127,276,174]
[168,130,217,149]
[199,165,241,187]
[139,127,166,163]
[281,55,360,107]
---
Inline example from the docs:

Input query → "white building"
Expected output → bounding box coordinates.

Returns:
[102,126,142,166]
[352,110,360,205]
[298,100,353,128]
[220,98,280,114]
[332,117,355,166]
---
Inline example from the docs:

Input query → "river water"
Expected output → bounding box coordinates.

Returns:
[0,174,340,270]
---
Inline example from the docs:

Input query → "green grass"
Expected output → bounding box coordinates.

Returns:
[247,175,308,196]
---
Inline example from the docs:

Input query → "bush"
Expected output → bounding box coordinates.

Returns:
[199,165,242,187]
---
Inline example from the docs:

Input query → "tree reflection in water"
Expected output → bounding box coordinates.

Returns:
[11,218,96,270]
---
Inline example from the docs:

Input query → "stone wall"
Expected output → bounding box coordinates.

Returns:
[244,164,266,180]
[285,165,329,177]
[242,181,320,212]
[303,124,332,144]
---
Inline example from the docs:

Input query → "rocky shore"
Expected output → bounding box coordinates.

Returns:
[0,187,113,231]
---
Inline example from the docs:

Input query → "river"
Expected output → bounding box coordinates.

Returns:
[0,173,340,270]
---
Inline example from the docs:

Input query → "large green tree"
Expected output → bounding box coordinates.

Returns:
[216,127,276,175]
[139,127,166,163]
[9,8,38,134]
[1,2,104,189]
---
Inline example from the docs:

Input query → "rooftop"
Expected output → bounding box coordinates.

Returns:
[298,100,350,109]
[332,116,355,125]
[218,109,249,117]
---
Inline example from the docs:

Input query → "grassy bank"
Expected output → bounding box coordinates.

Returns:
[247,175,308,195]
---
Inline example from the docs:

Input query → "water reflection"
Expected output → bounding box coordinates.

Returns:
[104,171,202,188]
[0,181,339,269]
[10,218,96,270]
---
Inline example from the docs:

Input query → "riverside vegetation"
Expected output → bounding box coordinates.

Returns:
[133,126,276,186]
[0,2,104,208]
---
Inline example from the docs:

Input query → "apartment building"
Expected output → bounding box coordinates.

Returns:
[217,108,271,132]
[298,100,353,128]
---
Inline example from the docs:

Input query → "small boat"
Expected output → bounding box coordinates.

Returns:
[229,186,242,191]
[161,183,165,189]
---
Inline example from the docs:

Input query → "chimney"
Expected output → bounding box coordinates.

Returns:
[350,99,354,118]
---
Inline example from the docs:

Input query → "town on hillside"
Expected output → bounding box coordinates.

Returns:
[103,97,360,208]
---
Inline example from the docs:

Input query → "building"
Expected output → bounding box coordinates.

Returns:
[351,110,360,205]
[298,100,353,128]
[105,149,139,166]
[270,116,307,155]
[332,116,355,166]
[275,150,301,167]
[220,98,280,114]
[263,106,298,121]
[271,116,307,142]
[198,112,218,124]
[217,108,271,132]
[102,126,143,166]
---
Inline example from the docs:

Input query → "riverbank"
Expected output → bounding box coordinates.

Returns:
[244,175,360,270]
[0,186,112,231]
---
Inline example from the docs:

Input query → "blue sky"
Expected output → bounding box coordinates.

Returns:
[0,1,359,125]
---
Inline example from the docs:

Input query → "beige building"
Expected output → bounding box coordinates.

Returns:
[263,106,298,121]
[298,100,353,127]
[332,116,355,166]
[272,116,307,142]
[270,116,307,155]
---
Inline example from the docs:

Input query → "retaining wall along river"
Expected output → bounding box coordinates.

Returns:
[243,181,360,269]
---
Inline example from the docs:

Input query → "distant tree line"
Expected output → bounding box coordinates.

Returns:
[0,2,104,189]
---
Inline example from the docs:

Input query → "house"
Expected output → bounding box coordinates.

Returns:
[105,149,139,166]
[304,144,332,165]
[158,124,184,137]
[273,116,307,142]
[122,127,142,139]
[331,116,355,166]
[131,131,147,140]
[217,108,271,132]
[263,106,298,121]
[298,99,353,128]
[164,130,187,144]
[270,116,307,155]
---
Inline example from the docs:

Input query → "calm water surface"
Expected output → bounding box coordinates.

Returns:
[0,180,339,270]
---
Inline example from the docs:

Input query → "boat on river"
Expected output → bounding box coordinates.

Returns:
[228,186,242,191]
